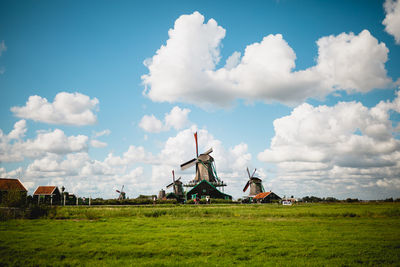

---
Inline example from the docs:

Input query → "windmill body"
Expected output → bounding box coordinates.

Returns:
[181,133,226,188]
[248,177,264,197]
[180,132,231,201]
[166,170,184,201]
[116,185,126,200]
[193,153,217,183]
[243,168,265,197]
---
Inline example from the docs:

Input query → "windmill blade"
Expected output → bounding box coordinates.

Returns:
[116,190,121,193]
[180,158,197,170]
[194,132,199,157]
[246,167,251,178]
[251,169,257,178]
[176,177,182,183]
[166,182,174,188]
[121,185,124,192]
[172,170,175,181]
[202,147,213,155]
[243,180,250,192]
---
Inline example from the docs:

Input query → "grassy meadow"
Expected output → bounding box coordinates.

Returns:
[0,203,399,266]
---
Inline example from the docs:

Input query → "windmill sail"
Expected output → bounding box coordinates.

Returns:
[180,158,198,170]
[180,132,226,187]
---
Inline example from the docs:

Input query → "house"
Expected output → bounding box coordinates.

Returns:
[186,180,232,201]
[0,178,28,204]
[252,191,281,203]
[33,186,61,205]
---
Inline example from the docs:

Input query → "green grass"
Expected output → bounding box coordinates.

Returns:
[1,203,399,266]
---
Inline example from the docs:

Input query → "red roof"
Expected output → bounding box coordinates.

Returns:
[253,191,271,200]
[33,186,57,195]
[0,178,27,192]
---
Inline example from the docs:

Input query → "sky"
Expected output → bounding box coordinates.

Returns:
[1,0,400,200]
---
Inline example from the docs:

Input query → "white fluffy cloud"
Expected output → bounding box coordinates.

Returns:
[383,0,400,44]
[7,120,27,140]
[139,106,190,133]
[3,124,252,198]
[11,92,99,126]
[90,140,107,148]
[258,92,400,197]
[93,129,111,138]
[0,124,88,162]
[139,115,164,133]
[142,12,392,107]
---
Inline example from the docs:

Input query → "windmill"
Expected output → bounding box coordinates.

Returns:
[243,167,265,197]
[166,170,184,200]
[116,185,126,200]
[180,132,226,187]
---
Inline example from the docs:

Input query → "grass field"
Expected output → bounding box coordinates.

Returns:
[1,203,399,266]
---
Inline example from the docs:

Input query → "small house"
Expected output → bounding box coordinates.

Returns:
[0,178,28,205]
[186,180,232,201]
[33,186,61,205]
[253,191,281,203]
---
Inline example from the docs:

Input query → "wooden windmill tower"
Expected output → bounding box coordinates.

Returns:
[116,185,126,200]
[180,132,226,188]
[166,170,184,200]
[243,168,265,197]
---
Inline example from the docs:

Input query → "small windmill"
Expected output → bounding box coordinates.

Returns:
[166,170,184,198]
[243,167,265,197]
[180,132,226,187]
[116,185,126,200]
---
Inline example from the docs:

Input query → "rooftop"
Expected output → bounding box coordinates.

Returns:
[0,178,27,192]
[33,186,58,195]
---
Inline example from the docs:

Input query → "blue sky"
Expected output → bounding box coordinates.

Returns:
[1,0,400,200]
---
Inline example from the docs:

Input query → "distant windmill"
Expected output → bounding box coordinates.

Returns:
[243,168,265,197]
[180,132,226,187]
[166,170,184,199]
[116,185,126,200]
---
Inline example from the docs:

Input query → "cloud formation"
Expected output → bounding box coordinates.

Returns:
[1,119,252,198]
[11,92,99,126]
[383,0,400,44]
[90,140,107,148]
[0,40,6,56]
[258,92,400,196]
[142,12,392,107]
[139,106,190,133]
[0,122,88,162]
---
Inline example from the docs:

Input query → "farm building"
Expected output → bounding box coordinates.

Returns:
[0,178,28,205]
[33,186,61,205]
[186,180,232,201]
[252,191,281,203]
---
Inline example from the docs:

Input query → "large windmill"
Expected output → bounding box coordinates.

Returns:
[166,170,184,199]
[243,168,265,197]
[180,132,226,188]
[116,185,126,200]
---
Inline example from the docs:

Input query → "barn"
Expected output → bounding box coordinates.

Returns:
[0,178,28,205]
[33,186,62,205]
[186,180,232,201]
[252,191,281,203]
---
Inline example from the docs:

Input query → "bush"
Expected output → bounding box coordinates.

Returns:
[346,198,359,203]
[26,205,53,219]
[1,190,26,208]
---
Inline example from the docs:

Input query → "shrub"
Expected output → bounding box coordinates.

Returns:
[26,205,53,219]
[1,190,26,208]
